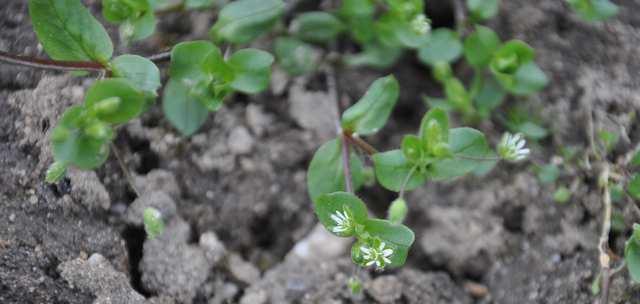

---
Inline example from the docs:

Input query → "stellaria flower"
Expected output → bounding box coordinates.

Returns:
[498,132,530,161]
[330,209,354,235]
[361,242,394,269]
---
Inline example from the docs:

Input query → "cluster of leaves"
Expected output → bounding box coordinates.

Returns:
[308,75,504,269]
[102,0,219,42]
[31,0,283,180]
[421,14,548,122]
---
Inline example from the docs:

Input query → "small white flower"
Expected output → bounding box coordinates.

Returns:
[330,209,353,234]
[360,242,394,269]
[498,132,530,162]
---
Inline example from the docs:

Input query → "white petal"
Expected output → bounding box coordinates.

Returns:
[516,139,526,149]
[337,211,348,221]
[379,242,386,251]
[360,247,371,254]
[383,257,391,264]
[330,214,343,225]
[366,260,375,266]
[382,249,393,257]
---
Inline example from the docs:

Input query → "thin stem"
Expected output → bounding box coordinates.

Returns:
[454,154,501,162]
[344,132,379,156]
[0,50,172,72]
[452,0,467,35]
[111,143,141,197]
[341,134,354,193]
[597,163,612,304]
[0,50,105,72]
[398,166,417,199]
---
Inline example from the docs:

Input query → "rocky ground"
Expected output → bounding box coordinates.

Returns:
[1,0,640,303]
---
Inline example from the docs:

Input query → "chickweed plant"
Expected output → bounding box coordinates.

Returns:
[0,0,631,302]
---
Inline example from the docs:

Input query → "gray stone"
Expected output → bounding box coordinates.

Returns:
[227,253,260,285]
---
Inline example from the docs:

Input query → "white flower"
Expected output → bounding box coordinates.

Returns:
[330,210,353,234]
[360,242,394,269]
[498,132,530,161]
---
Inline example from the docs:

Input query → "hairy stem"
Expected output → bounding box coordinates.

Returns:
[341,134,354,193]
[398,165,417,199]
[597,163,612,304]
[0,50,105,72]
[0,50,172,72]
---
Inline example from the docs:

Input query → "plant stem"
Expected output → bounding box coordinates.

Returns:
[0,50,172,72]
[398,166,417,199]
[344,131,379,156]
[454,154,501,162]
[597,163,612,304]
[111,143,141,197]
[341,134,354,193]
[0,50,105,72]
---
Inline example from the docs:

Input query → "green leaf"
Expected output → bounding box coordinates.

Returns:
[537,164,560,184]
[52,106,112,170]
[291,12,344,43]
[169,41,217,81]
[210,0,284,44]
[514,121,548,140]
[227,49,274,94]
[625,224,640,283]
[185,0,216,9]
[162,79,210,136]
[363,219,414,267]
[85,79,146,124]
[307,139,364,202]
[111,55,161,97]
[103,0,149,23]
[431,128,496,180]
[45,161,68,183]
[274,37,319,76]
[598,130,619,152]
[466,0,500,21]
[553,186,572,204]
[632,150,640,166]
[344,44,403,69]
[314,192,369,237]
[628,174,640,200]
[29,0,114,62]
[375,13,429,49]
[568,0,618,22]
[373,150,426,192]
[509,62,548,95]
[463,25,501,68]
[474,76,506,118]
[341,75,400,135]
[126,9,157,41]
[417,28,462,66]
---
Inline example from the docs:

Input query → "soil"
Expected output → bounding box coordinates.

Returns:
[1,0,640,303]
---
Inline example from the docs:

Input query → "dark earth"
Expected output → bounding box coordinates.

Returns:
[1,0,640,303]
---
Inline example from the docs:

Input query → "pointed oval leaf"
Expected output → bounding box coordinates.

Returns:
[227,49,274,94]
[430,127,496,180]
[210,0,284,44]
[363,218,414,267]
[111,55,161,97]
[29,0,114,62]
[291,11,344,43]
[417,28,462,66]
[162,79,209,136]
[463,25,501,68]
[341,75,400,135]
[373,150,426,192]
[307,138,364,202]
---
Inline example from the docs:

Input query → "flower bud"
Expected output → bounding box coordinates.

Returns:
[92,96,121,115]
[388,198,408,224]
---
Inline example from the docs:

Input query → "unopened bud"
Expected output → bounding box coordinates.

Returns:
[388,198,408,224]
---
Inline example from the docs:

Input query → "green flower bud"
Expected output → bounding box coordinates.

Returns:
[388,198,408,224]
[85,122,111,140]
[348,276,363,295]
[432,142,452,158]
[432,62,452,82]
[424,120,443,146]
[493,52,519,73]
[410,14,431,35]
